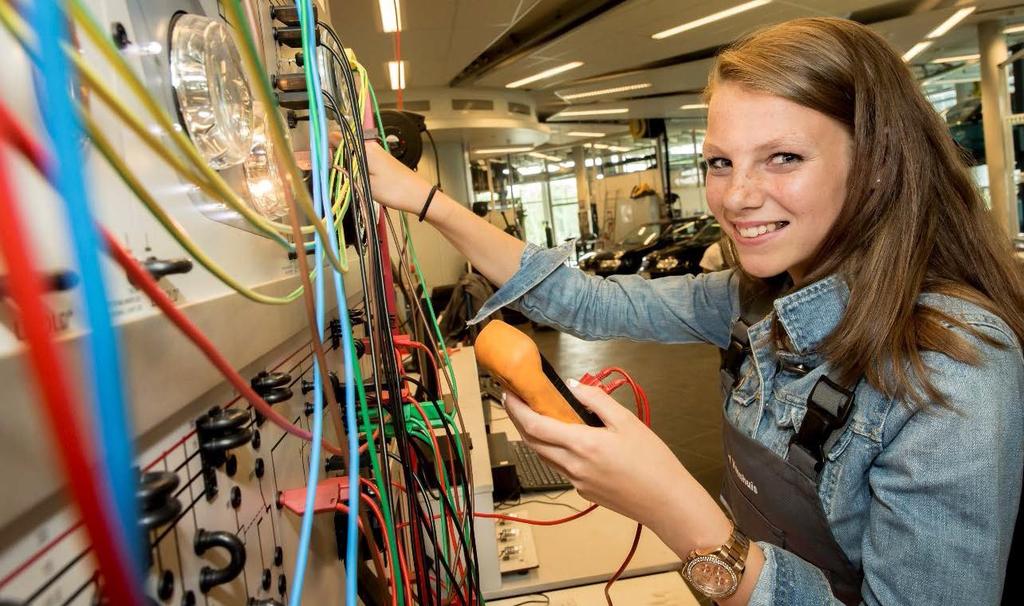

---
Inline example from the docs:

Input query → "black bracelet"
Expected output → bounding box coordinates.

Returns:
[418,185,439,222]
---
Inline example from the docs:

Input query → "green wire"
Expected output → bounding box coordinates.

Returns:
[366,81,460,401]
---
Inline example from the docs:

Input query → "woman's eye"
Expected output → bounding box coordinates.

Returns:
[769,152,802,165]
[706,157,730,170]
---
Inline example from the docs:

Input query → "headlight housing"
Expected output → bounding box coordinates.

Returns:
[170,13,254,169]
[243,107,289,220]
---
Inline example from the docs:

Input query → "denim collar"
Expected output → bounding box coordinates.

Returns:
[771,274,849,355]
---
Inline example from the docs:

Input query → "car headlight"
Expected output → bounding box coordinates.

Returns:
[170,13,254,169]
[655,257,680,270]
[599,259,622,270]
[243,107,289,220]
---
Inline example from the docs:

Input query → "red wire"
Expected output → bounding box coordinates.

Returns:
[0,122,142,604]
[100,228,348,457]
[361,478,413,603]
[605,523,643,605]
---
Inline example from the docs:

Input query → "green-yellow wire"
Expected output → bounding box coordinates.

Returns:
[84,115,308,305]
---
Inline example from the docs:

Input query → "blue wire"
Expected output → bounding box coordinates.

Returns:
[289,0,357,603]
[304,0,359,600]
[28,0,144,592]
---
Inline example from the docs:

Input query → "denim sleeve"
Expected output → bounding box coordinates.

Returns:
[748,322,1024,606]
[470,242,739,347]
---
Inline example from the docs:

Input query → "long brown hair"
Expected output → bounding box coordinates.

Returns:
[707,17,1024,406]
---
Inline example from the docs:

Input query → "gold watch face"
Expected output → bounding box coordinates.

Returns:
[685,556,739,598]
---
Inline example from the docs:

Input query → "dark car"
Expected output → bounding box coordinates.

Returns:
[638,220,722,278]
[579,215,714,276]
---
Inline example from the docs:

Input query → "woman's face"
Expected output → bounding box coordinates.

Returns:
[703,82,852,282]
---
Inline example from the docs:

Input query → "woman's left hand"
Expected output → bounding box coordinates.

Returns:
[503,380,690,530]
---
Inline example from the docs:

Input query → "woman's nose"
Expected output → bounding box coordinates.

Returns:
[721,169,764,214]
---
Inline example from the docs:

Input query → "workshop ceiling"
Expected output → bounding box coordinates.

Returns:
[328,0,1024,124]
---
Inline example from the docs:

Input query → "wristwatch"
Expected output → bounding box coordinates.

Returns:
[681,527,750,599]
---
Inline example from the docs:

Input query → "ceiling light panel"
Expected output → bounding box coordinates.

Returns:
[927,7,976,39]
[566,132,606,137]
[506,61,583,89]
[931,54,980,64]
[652,0,772,40]
[379,0,401,33]
[1006,24,1024,34]
[556,108,629,117]
[388,60,405,90]
[473,146,534,154]
[902,41,933,62]
[558,83,652,100]
[679,103,709,110]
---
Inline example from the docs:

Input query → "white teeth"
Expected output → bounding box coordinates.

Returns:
[737,222,785,239]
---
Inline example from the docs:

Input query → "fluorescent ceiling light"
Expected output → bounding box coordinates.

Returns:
[559,83,652,100]
[903,41,933,62]
[566,131,606,137]
[609,146,631,152]
[679,103,709,110]
[1006,24,1024,34]
[388,60,405,90]
[379,0,402,33]
[927,7,976,39]
[556,108,629,117]
[592,143,611,149]
[473,146,534,154]
[506,61,583,89]
[528,152,562,162]
[931,53,980,63]
[652,0,772,40]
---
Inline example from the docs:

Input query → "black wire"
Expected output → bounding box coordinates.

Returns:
[335,33,429,604]
[403,373,481,602]
[424,128,442,189]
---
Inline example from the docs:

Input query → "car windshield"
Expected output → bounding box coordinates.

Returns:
[621,223,663,246]
[666,220,700,240]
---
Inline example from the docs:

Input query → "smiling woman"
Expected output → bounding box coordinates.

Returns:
[362,16,1024,606]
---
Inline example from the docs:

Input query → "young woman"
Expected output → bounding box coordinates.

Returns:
[362,18,1024,605]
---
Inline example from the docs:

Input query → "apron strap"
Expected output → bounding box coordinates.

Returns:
[787,374,856,479]
[720,319,752,395]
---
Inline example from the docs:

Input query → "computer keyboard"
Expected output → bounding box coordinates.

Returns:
[509,439,573,493]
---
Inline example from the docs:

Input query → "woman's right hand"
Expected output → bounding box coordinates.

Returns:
[330,132,433,214]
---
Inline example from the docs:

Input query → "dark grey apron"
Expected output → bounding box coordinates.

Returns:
[720,412,863,604]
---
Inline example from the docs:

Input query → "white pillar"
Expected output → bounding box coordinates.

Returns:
[978,20,1018,236]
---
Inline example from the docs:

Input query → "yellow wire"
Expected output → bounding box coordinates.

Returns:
[65,0,323,238]
[217,0,350,272]
[83,114,308,305]
[69,0,357,278]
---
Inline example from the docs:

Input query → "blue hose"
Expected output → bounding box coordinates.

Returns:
[27,0,144,592]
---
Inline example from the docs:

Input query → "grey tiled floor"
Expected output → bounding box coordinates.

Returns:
[529,325,726,496]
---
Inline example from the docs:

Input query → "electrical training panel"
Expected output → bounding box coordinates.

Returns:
[0,0,493,604]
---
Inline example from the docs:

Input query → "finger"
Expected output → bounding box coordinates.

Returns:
[519,440,577,481]
[328,130,343,149]
[568,378,633,426]
[505,392,591,446]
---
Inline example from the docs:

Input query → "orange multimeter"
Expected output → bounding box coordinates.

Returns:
[474,320,603,427]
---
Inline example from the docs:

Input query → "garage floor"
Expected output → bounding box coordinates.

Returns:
[530,325,726,497]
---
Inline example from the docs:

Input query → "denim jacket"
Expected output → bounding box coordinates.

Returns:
[472,241,1024,605]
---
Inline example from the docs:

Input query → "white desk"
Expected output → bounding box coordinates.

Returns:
[485,414,685,600]
[488,571,699,606]
[443,346,687,601]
